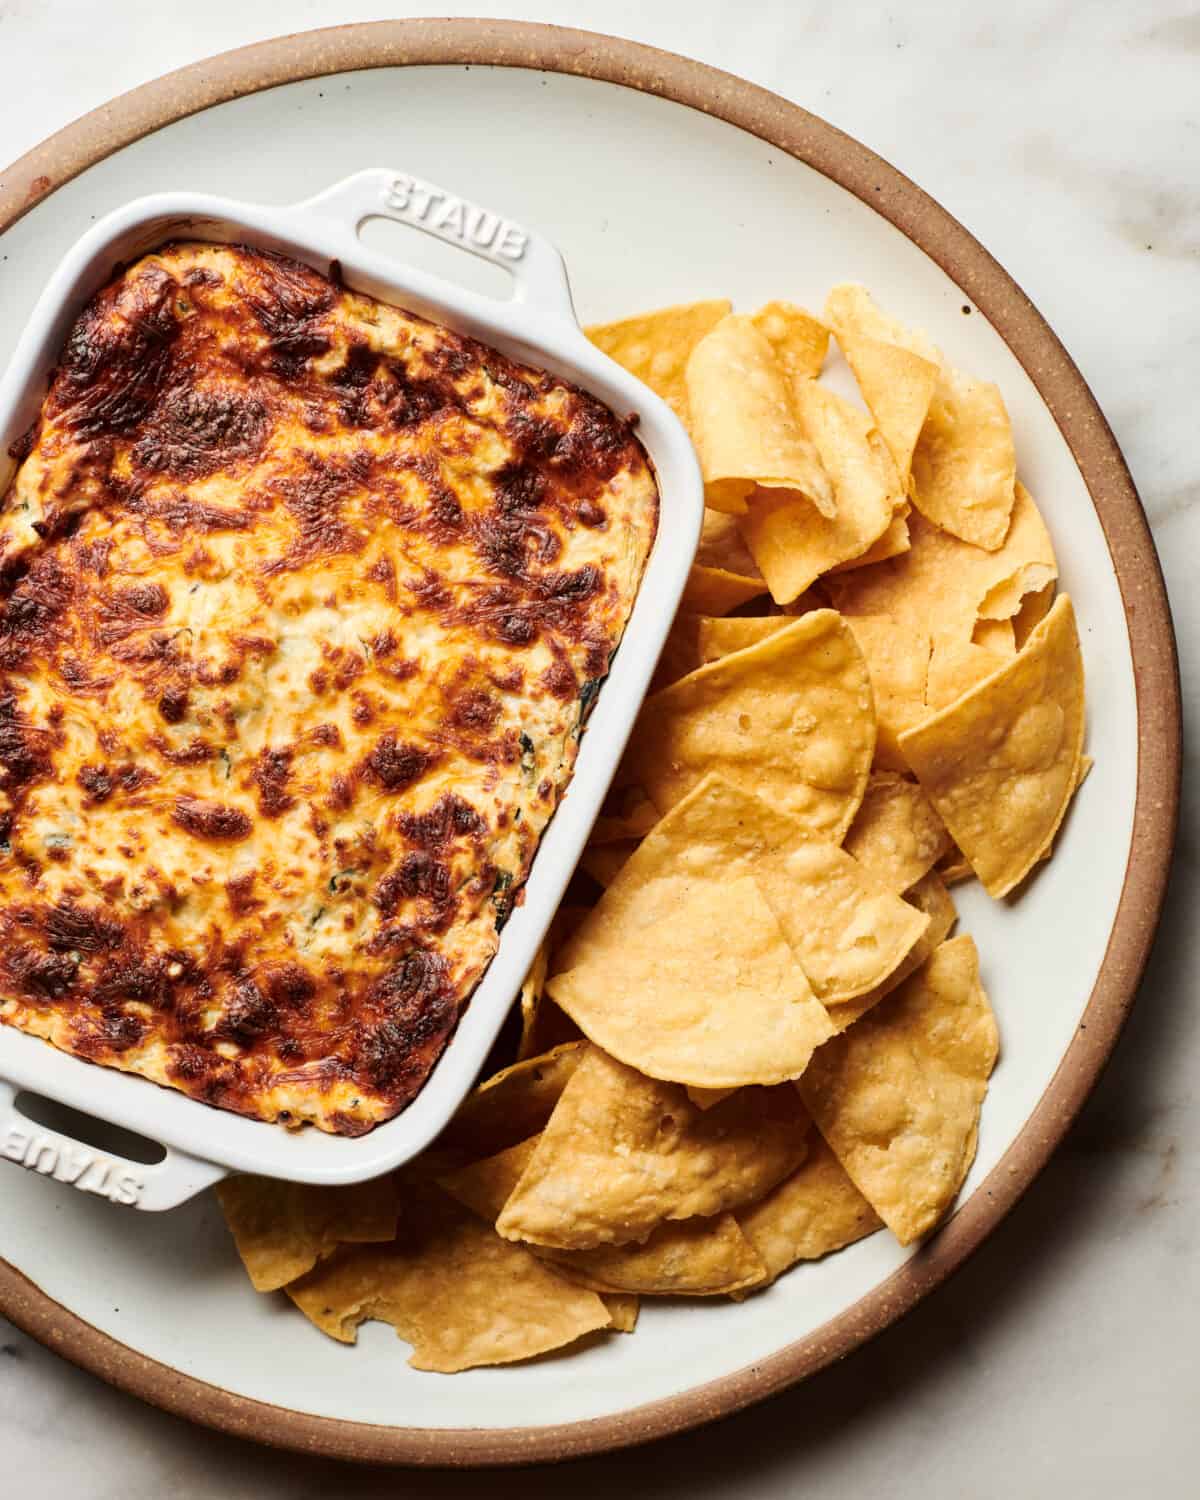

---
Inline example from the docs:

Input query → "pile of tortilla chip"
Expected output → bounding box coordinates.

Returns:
[217,286,1087,1373]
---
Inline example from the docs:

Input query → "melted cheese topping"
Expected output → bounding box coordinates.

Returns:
[0,244,657,1133]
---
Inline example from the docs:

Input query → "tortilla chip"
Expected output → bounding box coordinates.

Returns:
[735,1134,882,1288]
[911,363,1016,548]
[558,773,927,1013]
[494,1047,809,1249]
[843,615,931,772]
[824,284,940,485]
[824,869,958,1032]
[842,772,952,893]
[826,488,1056,638]
[439,1134,766,1296]
[579,839,638,889]
[649,613,704,693]
[547,904,594,963]
[899,595,1085,897]
[601,1293,640,1331]
[439,1136,538,1221]
[756,838,929,1003]
[696,614,790,662]
[439,1041,586,1154]
[544,1214,766,1296]
[798,935,999,1244]
[687,1085,739,1110]
[925,632,1012,712]
[623,610,875,842]
[514,941,550,1064]
[738,384,903,602]
[825,284,940,363]
[549,868,833,1088]
[697,507,764,578]
[680,564,766,615]
[750,300,830,386]
[936,847,974,886]
[685,314,833,515]
[1076,752,1093,790]
[1013,579,1055,646]
[648,607,789,696]
[217,1176,399,1294]
[590,786,660,844]
[586,299,732,424]
[972,616,1015,655]
[828,505,911,573]
[287,1185,610,1370]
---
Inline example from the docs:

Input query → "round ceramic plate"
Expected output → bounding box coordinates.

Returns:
[0,19,1179,1469]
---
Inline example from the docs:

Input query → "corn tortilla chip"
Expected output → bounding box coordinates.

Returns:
[680,563,766,616]
[828,505,911,573]
[558,773,928,1012]
[288,1186,610,1371]
[911,363,1016,549]
[515,941,550,1064]
[842,772,952,893]
[685,314,833,515]
[590,786,660,844]
[925,632,1012,713]
[972,616,1016,655]
[649,607,788,696]
[799,935,999,1244]
[824,869,957,1032]
[586,299,731,424]
[697,614,790,662]
[549,872,833,1089]
[544,1214,766,1296]
[738,385,903,603]
[843,615,931,772]
[824,284,940,485]
[936,847,974,886]
[697,507,763,578]
[826,489,1056,638]
[579,839,638,889]
[601,1293,640,1331]
[1012,579,1055,646]
[623,610,875,842]
[899,595,1085,897]
[734,1134,882,1289]
[516,991,579,1062]
[750,300,830,386]
[650,613,704,693]
[439,1135,538,1221]
[548,904,593,961]
[217,1176,399,1294]
[494,1047,809,1249]
[687,1085,739,1110]
[439,1041,586,1154]
[439,1135,765,1296]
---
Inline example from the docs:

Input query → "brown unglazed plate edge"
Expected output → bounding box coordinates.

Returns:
[0,16,1181,1471]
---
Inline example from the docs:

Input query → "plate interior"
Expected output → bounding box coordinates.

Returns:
[0,62,1136,1432]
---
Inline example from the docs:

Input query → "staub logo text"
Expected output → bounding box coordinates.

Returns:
[2,1126,143,1205]
[384,175,528,261]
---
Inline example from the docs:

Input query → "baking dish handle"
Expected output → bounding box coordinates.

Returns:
[0,1080,226,1211]
[287,167,578,329]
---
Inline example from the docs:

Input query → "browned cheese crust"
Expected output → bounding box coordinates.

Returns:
[0,244,657,1134]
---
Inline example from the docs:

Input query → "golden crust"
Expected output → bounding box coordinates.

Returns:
[0,243,657,1134]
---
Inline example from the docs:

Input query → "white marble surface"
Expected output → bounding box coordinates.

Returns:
[0,0,1196,1493]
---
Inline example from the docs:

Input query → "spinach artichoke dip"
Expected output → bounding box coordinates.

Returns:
[0,243,658,1134]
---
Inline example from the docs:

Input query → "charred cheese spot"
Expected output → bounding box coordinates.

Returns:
[0,242,657,1134]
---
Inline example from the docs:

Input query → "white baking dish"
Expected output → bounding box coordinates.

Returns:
[0,168,703,1210]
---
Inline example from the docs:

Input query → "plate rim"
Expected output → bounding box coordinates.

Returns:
[0,16,1181,1470]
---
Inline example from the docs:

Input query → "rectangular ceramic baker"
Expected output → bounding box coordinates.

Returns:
[0,167,703,1209]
